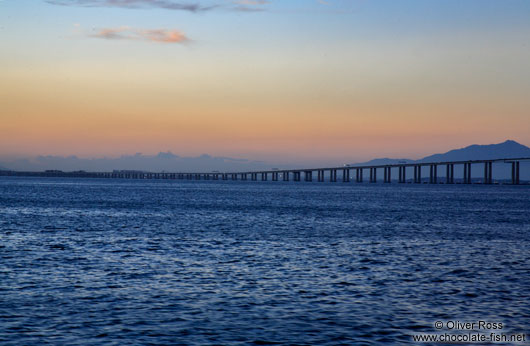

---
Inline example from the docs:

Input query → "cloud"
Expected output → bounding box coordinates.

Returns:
[139,29,188,43]
[46,0,217,13]
[235,0,269,5]
[91,26,189,43]
[232,0,269,11]
[47,0,272,13]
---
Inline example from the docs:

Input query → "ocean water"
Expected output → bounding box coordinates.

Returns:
[0,177,529,345]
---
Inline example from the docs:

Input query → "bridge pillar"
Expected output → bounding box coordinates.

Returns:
[272,172,278,181]
[232,173,237,180]
[261,172,267,181]
[304,171,312,182]
[512,161,520,185]
[342,168,350,182]
[293,172,300,181]
[429,164,437,184]
[356,168,363,182]
[369,167,377,183]
[483,161,493,184]
[446,164,453,184]
[241,173,247,180]
[463,163,471,184]
[330,169,337,182]
[413,165,420,183]
[283,172,289,181]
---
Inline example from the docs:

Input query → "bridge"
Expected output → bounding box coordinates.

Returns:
[1,157,528,185]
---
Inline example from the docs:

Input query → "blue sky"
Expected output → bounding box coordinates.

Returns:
[1,0,529,164]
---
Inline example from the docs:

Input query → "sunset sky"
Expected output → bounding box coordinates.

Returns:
[1,0,530,165]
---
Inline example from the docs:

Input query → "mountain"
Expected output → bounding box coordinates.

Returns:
[352,140,530,180]
[353,140,530,165]
[351,158,414,166]
[0,153,278,173]
[0,140,528,179]
[418,140,530,163]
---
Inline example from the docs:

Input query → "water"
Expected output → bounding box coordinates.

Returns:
[1,177,529,345]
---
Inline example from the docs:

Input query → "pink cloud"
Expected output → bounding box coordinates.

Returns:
[139,29,188,43]
[91,27,189,44]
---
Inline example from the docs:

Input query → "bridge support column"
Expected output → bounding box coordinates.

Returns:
[283,172,289,181]
[232,173,237,180]
[463,163,471,184]
[446,164,454,184]
[330,169,337,182]
[342,168,350,182]
[242,173,247,180]
[304,171,312,182]
[251,173,257,181]
[429,164,437,184]
[483,162,492,184]
[370,168,377,183]
[261,172,267,181]
[414,165,421,183]
[512,161,520,185]
[356,168,363,182]
[294,172,301,181]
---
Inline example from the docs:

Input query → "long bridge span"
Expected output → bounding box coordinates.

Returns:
[1,157,529,185]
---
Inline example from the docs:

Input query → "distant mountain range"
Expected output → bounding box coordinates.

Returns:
[0,140,528,180]
[355,140,530,166]
[0,152,272,173]
[353,140,530,180]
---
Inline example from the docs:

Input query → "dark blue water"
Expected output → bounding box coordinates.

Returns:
[1,177,529,345]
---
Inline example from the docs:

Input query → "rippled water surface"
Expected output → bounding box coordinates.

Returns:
[1,177,529,345]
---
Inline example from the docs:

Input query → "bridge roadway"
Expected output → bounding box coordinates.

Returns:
[1,157,528,185]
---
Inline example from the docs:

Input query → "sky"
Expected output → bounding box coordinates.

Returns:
[1,0,530,166]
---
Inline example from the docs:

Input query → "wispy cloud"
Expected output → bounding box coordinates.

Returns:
[235,0,269,5]
[47,0,273,12]
[46,0,218,13]
[91,26,189,44]
[232,0,269,11]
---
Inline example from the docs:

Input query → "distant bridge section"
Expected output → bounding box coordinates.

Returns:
[1,158,529,185]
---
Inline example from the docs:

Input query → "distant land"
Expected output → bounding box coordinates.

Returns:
[352,140,530,180]
[0,153,272,173]
[354,140,530,165]
[0,140,529,179]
